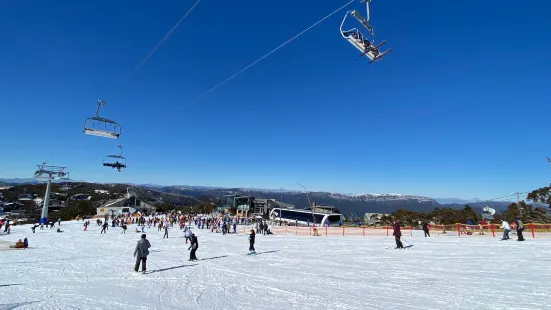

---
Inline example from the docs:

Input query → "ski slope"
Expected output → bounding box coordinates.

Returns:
[1,221,550,310]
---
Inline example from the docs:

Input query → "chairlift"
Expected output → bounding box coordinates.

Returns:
[340,0,392,63]
[58,172,71,182]
[102,145,127,172]
[482,206,496,216]
[83,100,121,139]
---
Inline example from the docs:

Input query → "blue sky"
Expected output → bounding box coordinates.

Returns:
[1,0,550,200]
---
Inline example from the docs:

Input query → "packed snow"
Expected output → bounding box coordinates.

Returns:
[1,221,550,310]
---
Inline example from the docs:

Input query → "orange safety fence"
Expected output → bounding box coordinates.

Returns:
[239,223,551,238]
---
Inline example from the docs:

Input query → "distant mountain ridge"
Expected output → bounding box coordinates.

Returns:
[149,185,513,215]
[0,178,515,214]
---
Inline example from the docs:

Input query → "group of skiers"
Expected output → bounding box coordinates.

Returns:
[500,218,525,241]
[131,226,257,273]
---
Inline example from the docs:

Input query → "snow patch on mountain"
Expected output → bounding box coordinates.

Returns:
[329,193,437,203]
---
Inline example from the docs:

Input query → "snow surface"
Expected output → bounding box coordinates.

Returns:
[1,221,550,310]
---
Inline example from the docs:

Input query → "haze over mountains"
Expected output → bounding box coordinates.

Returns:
[0,178,514,214]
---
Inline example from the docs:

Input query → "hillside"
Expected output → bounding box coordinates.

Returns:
[151,186,441,214]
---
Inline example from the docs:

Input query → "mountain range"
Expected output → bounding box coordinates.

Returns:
[148,185,514,215]
[0,178,515,215]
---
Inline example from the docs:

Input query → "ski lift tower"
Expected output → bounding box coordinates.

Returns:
[34,162,67,224]
[298,183,314,225]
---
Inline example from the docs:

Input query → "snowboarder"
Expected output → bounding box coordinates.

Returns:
[188,233,198,261]
[514,218,525,241]
[422,222,430,237]
[393,220,404,249]
[134,234,151,273]
[31,224,39,233]
[500,220,511,240]
[249,229,256,254]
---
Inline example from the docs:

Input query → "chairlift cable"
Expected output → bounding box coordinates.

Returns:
[189,0,355,103]
[107,0,203,101]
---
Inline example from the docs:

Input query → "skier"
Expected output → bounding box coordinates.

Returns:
[121,224,128,234]
[392,220,404,249]
[248,229,256,254]
[58,218,62,226]
[184,227,192,244]
[163,223,169,238]
[188,233,198,261]
[134,234,151,273]
[31,224,39,233]
[422,222,430,237]
[514,218,525,241]
[500,219,511,240]
[100,222,108,234]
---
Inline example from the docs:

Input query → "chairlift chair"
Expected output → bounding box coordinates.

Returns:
[83,100,121,139]
[58,172,71,182]
[102,145,127,172]
[340,0,392,63]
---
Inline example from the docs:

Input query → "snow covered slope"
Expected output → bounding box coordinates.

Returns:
[0,221,549,310]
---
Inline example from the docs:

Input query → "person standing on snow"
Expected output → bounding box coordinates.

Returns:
[184,227,192,244]
[100,222,108,234]
[248,229,256,254]
[163,223,169,239]
[500,219,511,240]
[422,222,430,237]
[514,218,525,241]
[134,234,151,273]
[393,220,404,249]
[188,233,198,261]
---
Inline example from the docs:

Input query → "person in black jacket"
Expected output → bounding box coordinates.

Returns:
[188,233,198,261]
[422,222,430,237]
[249,230,256,254]
[100,222,108,234]
[393,220,404,249]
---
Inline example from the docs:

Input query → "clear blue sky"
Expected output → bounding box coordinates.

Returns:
[1,0,550,200]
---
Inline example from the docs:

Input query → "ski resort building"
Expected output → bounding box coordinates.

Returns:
[363,213,390,225]
[220,194,296,218]
[97,195,155,216]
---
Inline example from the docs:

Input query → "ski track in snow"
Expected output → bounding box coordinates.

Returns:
[0,222,550,310]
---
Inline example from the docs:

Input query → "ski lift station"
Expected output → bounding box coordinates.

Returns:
[96,195,155,216]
